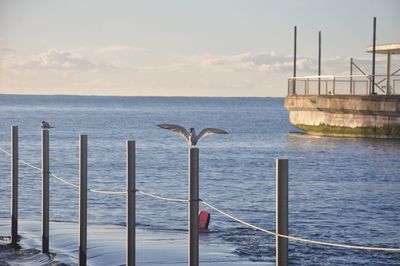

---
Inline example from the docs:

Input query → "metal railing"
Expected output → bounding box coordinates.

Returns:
[288,75,400,96]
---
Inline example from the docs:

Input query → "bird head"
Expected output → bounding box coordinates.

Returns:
[189,128,195,134]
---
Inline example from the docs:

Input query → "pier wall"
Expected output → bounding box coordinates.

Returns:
[284,95,400,138]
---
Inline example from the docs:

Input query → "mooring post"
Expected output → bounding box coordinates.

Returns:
[79,135,88,266]
[42,129,50,253]
[11,126,18,246]
[276,159,288,266]
[189,147,199,266]
[126,140,136,266]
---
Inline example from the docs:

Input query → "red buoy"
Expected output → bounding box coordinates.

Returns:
[198,211,210,230]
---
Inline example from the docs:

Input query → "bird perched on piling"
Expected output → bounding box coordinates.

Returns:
[157,124,228,146]
[41,121,54,129]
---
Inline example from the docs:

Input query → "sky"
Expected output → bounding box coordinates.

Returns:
[0,0,399,97]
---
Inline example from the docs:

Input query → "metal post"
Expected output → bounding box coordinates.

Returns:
[372,17,376,95]
[318,31,321,95]
[387,51,391,95]
[79,135,87,266]
[126,140,136,266]
[306,78,309,95]
[333,77,336,95]
[11,126,18,246]
[293,26,297,95]
[189,148,199,266]
[42,129,50,253]
[276,159,288,266]
[350,57,353,94]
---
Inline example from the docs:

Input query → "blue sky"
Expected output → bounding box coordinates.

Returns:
[1,0,399,96]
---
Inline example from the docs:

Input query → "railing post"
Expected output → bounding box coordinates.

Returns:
[11,126,18,246]
[79,135,88,266]
[189,147,199,266]
[306,78,309,95]
[293,25,297,95]
[276,159,288,266]
[333,77,336,95]
[371,17,376,95]
[318,31,322,96]
[126,140,136,266]
[42,129,50,253]
[350,57,353,94]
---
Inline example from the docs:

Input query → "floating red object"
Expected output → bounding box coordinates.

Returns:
[198,210,210,230]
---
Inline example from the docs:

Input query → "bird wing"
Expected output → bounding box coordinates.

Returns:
[157,124,190,140]
[43,122,54,128]
[198,128,228,139]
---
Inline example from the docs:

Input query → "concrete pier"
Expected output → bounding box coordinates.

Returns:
[285,95,400,138]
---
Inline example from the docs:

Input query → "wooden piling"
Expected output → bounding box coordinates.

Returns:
[11,126,18,246]
[276,159,288,266]
[126,141,136,266]
[79,135,88,266]
[189,148,199,266]
[42,129,50,253]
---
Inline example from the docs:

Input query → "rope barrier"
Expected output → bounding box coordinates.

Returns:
[0,146,11,156]
[1,144,399,252]
[201,200,400,252]
[137,189,188,203]
[19,159,42,172]
[50,172,80,189]
[0,145,42,171]
[88,188,126,195]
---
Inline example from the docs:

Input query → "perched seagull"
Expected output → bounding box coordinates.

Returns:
[41,121,54,129]
[158,124,228,146]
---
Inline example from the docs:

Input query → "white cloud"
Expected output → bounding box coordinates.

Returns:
[189,51,317,73]
[0,48,119,71]
[96,45,146,57]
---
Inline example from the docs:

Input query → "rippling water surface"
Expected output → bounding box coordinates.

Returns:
[0,95,399,265]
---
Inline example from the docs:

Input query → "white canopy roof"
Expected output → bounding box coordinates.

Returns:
[366,43,400,54]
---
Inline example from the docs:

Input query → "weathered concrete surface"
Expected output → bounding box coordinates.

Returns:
[284,95,400,138]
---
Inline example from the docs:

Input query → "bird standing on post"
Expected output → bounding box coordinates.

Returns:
[41,121,54,130]
[157,124,228,146]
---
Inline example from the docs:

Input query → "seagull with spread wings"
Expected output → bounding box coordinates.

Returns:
[157,124,228,146]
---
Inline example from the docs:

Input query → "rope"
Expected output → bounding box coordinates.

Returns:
[201,200,400,252]
[50,172,80,189]
[137,189,188,203]
[2,145,400,252]
[88,188,126,195]
[0,145,43,171]
[19,159,42,172]
[0,146,11,156]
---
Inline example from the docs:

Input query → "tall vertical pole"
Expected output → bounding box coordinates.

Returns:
[318,31,322,95]
[386,51,391,95]
[79,135,88,266]
[11,126,18,246]
[372,17,376,95]
[189,148,199,266]
[293,26,297,95]
[350,57,353,94]
[126,140,136,266]
[276,159,288,266]
[42,129,50,253]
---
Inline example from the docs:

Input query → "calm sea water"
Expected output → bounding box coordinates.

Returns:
[0,95,399,265]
